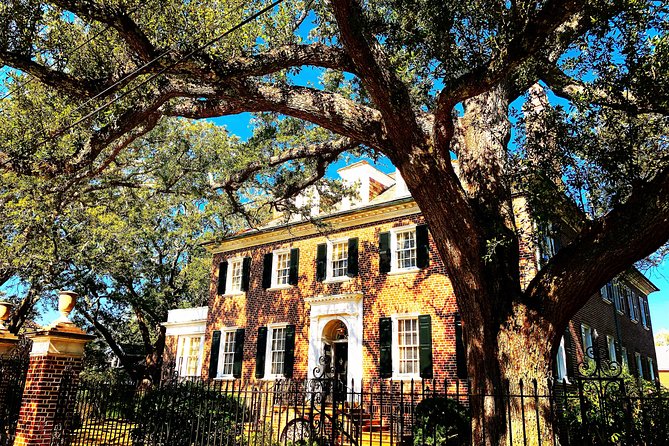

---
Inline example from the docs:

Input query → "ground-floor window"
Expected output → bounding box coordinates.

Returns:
[178,335,204,377]
[218,330,237,377]
[397,318,419,375]
[269,326,287,376]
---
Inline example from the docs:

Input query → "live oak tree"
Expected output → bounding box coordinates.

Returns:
[1,0,668,443]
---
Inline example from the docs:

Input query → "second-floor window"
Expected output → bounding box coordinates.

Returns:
[627,291,637,322]
[217,257,251,296]
[378,224,429,274]
[275,252,291,286]
[639,296,649,328]
[395,229,417,270]
[263,249,299,289]
[331,241,349,278]
[229,259,243,293]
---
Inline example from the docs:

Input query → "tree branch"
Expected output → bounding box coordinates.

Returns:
[329,0,422,145]
[527,164,669,327]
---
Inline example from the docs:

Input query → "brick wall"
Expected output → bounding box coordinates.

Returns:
[200,213,462,384]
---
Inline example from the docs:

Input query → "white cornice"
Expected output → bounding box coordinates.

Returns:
[304,292,363,305]
[207,198,420,254]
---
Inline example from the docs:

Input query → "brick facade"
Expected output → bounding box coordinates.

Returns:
[164,170,660,385]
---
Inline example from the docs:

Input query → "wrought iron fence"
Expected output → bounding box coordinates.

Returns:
[49,374,668,446]
[0,337,30,446]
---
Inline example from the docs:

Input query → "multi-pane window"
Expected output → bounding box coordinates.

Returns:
[396,230,417,270]
[398,318,419,375]
[639,296,649,328]
[648,358,656,381]
[622,347,629,370]
[627,291,637,322]
[331,241,348,278]
[228,259,243,293]
[269,327,287,376]
[555,337,569,383]
[179,335,202,377]
[275,252,291,286]
[218,331,237,377]
[581,324,594,358]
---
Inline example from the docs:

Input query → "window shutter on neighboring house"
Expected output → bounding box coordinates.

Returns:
[416,225,430,269]
[289,248,300,285]
[283,325,296,378]
[217,262,228,295]
[233,329,245,378]
[379,317,393,378]
[347,238,359,277]
[316,243,327,282]
[455,314,467,379]
[418,314,433,378]
[379,232,391,273]
[241,257,252,292]
[262,254,273,289]
[209,330,221,379]
[255,327,268,378]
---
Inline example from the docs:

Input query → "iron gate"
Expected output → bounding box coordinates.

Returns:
[0,338,30,446]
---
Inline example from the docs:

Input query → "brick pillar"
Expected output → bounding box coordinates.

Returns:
[13,291,93,446]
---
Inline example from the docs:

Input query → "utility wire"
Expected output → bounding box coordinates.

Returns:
[49,0,284,140]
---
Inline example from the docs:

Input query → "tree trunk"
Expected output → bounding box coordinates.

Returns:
[142,324,166,384]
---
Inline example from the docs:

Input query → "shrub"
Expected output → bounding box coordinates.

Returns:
[413,397,470,446]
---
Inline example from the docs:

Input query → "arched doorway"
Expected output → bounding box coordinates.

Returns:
[321,319,349,399]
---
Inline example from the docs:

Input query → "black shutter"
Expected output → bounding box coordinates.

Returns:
[455,314,467,379]
[255,327,268,378]
[209,330,221,379]
[379,317,393,378]
[233,329,245,378]
[379,232,391,273]
[283,325,296,378]
[416,225,430,269]
[289,248,300,285]
[241,257,251,292]
[419,315,433,378]
[347,237,359,277]
[262,253,273,289]
[217,262,228,295]
[316,243,327,282]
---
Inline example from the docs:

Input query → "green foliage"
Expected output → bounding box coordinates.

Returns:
[413,397,470,446]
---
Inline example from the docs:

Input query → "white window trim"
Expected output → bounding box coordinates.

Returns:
[389,225,420,275]
[627,291,638,322]
[264,323,289,380]
[639,296,649,329]
[555,336,570,384]
[391,313,422,380]
[269,249,293,290]
[215,327,239,380]
[176,334,205,378]
[324,237,351,283]
[223,258,246,297]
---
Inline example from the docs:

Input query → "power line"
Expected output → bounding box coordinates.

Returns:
[49,0,284,140]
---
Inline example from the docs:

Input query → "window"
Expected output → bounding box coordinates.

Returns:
[648,358,656,381]
[622,347,629,370]
[274,251,291,287]
[635,352,643,379]
[217,330,237,378]
[639,296,649,328]
[379,225,428,274]
[612,282,624,314]
[177,335,203,377]
[601,283,612,303]
[330,240,349,279]
[268,326,287,377]
[581,324,594,358]
[555,336,569,383]
[607,336,617,363]
[395,230,417,270]
[226,259,244,294]
[397,318,420,375]
[627,290,637,322]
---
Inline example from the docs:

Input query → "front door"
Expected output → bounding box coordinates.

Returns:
[333,342,348,400]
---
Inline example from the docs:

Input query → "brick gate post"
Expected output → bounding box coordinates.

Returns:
[13,291,93,446]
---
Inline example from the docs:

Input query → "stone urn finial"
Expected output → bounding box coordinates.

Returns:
[56,291,78,324]
[0,302,12,330]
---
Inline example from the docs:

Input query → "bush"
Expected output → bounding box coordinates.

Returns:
[413,397,470,446]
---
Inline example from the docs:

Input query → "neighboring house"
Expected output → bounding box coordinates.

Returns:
[657,346,669,389]
[163,161,660,388]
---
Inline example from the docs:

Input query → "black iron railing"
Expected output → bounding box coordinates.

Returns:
[0,337,30,446]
